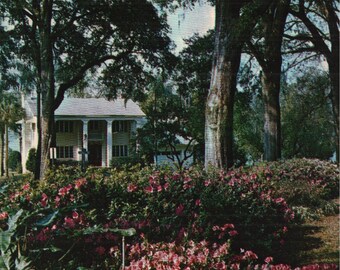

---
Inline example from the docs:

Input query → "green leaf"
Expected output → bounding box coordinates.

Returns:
[7,209,24,232]
[112,228,136,237]
[0,184,8,195]
[35,210,59,227]
[0,231,13,253]
[15,256,31,270]
[0,254,9,270]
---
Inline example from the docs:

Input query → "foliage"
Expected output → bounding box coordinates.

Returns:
[281,70,335,159]
[254,159,339,220]
[175,31,214,160]
[0,0,175,179]
[0,159,338,269]
[8,150,21,173]
[25,148,36,174]
[138,77,196,169]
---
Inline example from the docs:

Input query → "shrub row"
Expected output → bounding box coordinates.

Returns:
[0,159,338,269]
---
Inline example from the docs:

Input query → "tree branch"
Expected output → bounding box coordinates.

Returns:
[289,4,332,59]
[54,51,130,110]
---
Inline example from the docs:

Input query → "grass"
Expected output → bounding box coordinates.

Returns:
[275,198,339,267]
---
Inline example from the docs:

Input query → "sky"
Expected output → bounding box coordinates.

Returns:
[166,3,215,53]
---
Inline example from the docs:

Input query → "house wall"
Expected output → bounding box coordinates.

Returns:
[22,119,38,173]
[56,120,82,161]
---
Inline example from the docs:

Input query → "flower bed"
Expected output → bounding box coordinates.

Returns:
[0,159,338,269]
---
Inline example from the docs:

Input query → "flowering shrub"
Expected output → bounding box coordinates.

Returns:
[252,159,339,220]
[0,159,338,269]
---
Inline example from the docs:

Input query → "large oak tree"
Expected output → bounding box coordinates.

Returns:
[246,0,291,161]
[0,0,173,178]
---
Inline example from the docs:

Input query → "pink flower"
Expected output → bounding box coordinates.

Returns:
[183,176,192,184]
[251,174,257,180]
[195,199,201,206]
[40,193,48,207]
[274,197,285,204]
[127,183,138,192]
[64,217,76,228]
[75,178,87,189]
[204,180,211,186]
[0,211,8,220]
[175,204,184,216]
[265,257,273,264]
[22,183,30,191]
[212,225,220,231]
[144,185,153,193]
[157,185,163,192]
[228,230,238,237]
[243,250,258,260]
[54,196,61,207]
[72,211,79,220]
[163,183,170,190]
[58,185,72,196]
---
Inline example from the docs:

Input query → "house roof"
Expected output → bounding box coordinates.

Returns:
[25,97,145,118]
[56,98,145,117]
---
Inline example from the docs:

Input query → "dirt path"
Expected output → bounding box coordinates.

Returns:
[299,210,339,265]
[274,198,339,267]
[298,199,339,266]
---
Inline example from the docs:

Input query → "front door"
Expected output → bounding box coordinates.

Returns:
[88,142,102,166]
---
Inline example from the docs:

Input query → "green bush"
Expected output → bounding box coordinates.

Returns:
[8,150,21,172]
[256,159,339,219]
[25,148,36,173]
[0,159,338,269]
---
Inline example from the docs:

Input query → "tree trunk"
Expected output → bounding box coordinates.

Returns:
[261,1,289,161]
[262,71,281,160]
[35,90,42,180]
[39,0,55,179]
[205,0,274,168]
[0,130,4,176]
[5,125,9,177]
[329,63,339,162]
[325,0,339,162]
[246,0,289,161]
[205,1,241,169]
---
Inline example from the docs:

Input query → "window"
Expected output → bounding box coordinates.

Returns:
[56,121,73,133]
[112,145,128,157]
[113,121,129,132]
[56,146,74,158]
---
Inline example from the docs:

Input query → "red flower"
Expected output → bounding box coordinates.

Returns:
[75,178,87,189]
[0,211,8,220]
[64,217,76,229]
[228,230,238,237]
[195,199,201,206]
[144,186,153,193]
[264,257,273,264]
[175,204,184,216]
[22,183,30,191]
[40,193,48,207]
[127,183,138,192]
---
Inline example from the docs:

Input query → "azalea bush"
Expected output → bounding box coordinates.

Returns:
[0,159,338,269]
[253,159,339,220]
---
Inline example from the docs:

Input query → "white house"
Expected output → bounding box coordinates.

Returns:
[21,96,146,172]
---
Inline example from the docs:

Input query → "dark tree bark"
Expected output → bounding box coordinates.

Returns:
[247,0,290,161]
[0,130,3,176]
[205,0,274,168]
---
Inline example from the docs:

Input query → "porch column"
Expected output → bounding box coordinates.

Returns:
[82,120,89,161]
[106,119,113,167]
